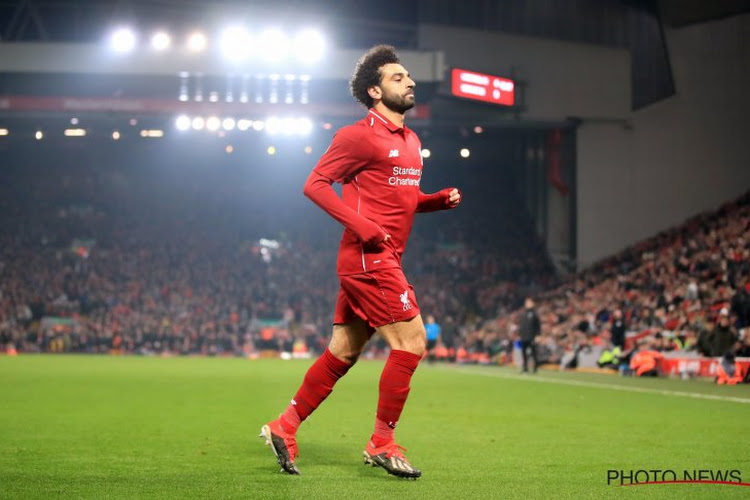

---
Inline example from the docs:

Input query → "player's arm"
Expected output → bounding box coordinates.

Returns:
[304,171,388,246]
[303,129,388,247]
[416,188,462,213]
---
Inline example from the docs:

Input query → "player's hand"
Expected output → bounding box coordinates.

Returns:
[447,188,461,208]
[362,223,391,250]
[364,234,390,251]
[373,233,392,249]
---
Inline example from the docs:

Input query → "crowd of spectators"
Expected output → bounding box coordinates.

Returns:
[0,154,553,358]
[491,191,750,371]
[3,153,747,372]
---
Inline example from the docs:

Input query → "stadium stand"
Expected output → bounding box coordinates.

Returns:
[0,157,554,358]
[1,155,748,383]
[502,191,750,378]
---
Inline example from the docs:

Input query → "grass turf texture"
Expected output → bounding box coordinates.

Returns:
[1,356,749,499]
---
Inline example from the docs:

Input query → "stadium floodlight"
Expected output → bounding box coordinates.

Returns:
[64,128,86,137]
[460,148,470,158]
[151,31,171,51]
[187,32,207,52]
[237,119,252,131]
[178,72,189,101]
[112,130,121,140]
[206,116,221,131]
[304,146,312,154]
[293,29,325,63]
[281,118,296,135]
[225,144,234,154]
[191,116,205,130]
[110,27,137,53]
[175,115,191,131]
[259,29,290,62]
[35,130,43,140]
[295,118,313,136]
[222,118,236,131]
[267,146,276,155]
[0,128,8,136]
[421,148,431,159]
[265,117,282,135]
[219,26,252,62]
[140,129,164,138]
[284,74,296,104]
[299,74,311,104]
[252,120,265,131]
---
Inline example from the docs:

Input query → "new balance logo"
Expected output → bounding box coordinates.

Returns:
[400,290,412,311]
[388,149,400,158]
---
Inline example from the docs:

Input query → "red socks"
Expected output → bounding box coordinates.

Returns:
[277,347,421,447]
[371,349,421,447]
[279,348,351,433]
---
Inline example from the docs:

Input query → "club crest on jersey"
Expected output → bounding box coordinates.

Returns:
[400,290,412,311]
[388,149,400,158]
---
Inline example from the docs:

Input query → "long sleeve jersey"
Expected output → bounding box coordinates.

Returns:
[303,108,451,276]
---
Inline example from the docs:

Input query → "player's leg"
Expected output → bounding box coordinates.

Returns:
[363,314,426,479]
[521,340,530,372]
[335,269,425,478]
[261,308,373,475]
[278,317,373,433]
[328,317,376,364]
[373,314,426,437]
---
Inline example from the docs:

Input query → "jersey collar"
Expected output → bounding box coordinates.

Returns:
[368,108,407,134]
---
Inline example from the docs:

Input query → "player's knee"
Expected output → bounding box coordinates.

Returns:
[413,336,427,356]
[400,333,426,357]
[339,351,361,365]
[409,345,426,358]
[329,345,363,365]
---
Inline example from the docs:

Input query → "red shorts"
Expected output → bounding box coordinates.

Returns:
[333,268,420,328]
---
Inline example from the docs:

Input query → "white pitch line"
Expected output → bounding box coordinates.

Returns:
[438,367,750,404]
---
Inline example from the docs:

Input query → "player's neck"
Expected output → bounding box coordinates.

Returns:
[372,103,405,128]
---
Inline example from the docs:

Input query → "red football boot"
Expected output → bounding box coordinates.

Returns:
[260,420,300,475]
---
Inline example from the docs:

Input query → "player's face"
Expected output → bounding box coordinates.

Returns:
[377,63,415,114]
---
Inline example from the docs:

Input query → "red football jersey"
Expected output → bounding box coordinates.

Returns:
[304,108,444,276]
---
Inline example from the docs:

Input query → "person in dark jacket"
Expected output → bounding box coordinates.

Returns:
[519,297,541,373]
[610,308,627,349]
[712,308,738,356]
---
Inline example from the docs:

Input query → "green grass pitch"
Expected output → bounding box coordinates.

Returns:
[1,355,749,499]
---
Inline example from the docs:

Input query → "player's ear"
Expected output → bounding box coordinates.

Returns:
[367,85,382,101]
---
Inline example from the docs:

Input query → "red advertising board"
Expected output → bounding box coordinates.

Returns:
[450,68,515,106]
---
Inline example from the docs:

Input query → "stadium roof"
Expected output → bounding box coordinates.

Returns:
[3,0,749,44]
[659,0,750,27]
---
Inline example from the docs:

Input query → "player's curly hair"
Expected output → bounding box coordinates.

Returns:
[349,45,400,109]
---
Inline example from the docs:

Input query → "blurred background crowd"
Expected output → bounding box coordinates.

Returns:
[2,156,748,370]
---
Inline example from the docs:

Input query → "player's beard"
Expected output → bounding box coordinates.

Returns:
[381,89,415,114]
